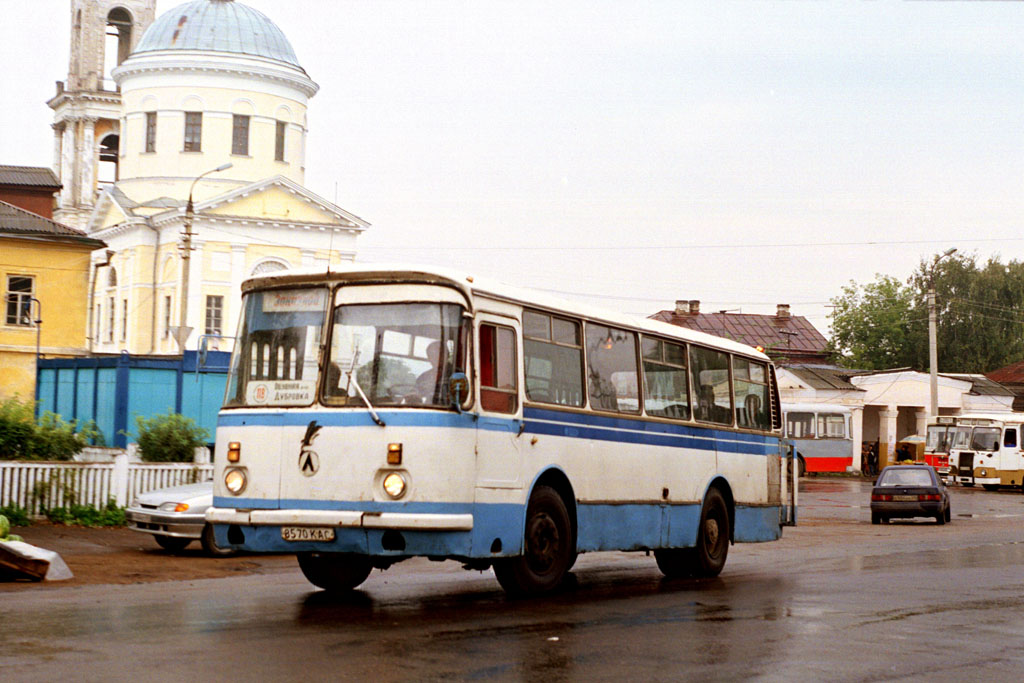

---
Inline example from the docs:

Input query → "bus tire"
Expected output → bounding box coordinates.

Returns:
[297,552,372,592]
[797,456,806,478]
[655,488,730,579]
[493,485,573,597]
[982,484,999,491]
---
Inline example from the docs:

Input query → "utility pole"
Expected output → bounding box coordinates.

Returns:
[929,248,957,417]
[175,163,232,353]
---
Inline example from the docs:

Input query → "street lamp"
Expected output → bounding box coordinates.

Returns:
[30,297,42,411]
[929,248,957,418]
[175,163,232,352]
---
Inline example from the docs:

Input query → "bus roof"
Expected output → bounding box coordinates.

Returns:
[242,262,771,361]
[781,402,852,415]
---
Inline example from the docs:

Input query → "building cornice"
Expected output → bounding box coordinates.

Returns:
[114,53,318,98]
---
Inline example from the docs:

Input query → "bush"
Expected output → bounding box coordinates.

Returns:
[134,411,210,462]
[0,397,98,460]
[0,505,31,527]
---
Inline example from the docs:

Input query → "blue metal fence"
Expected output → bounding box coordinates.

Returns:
[36,351,231,448]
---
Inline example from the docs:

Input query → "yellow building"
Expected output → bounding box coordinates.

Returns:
[0,200,106,400]
[53,0,369,356]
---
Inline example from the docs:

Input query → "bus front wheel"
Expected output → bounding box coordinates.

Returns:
[297,552,372,592]
[654,488,730,579]
[493,485,573,597]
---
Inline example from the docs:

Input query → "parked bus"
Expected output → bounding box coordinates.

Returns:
[782,404,854,476]
[924,416,957,479]
[207,265,796,595]
[948,413,1024,490]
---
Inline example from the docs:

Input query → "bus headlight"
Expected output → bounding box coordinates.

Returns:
[382,472,407,499]
[225,468,247,495]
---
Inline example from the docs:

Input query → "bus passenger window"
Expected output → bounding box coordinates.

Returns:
[734,358,769,429]
[817,414,847,438]
[523,310,584,407]
[1005,428,1017,449]
[690,345,732,425]
[585,323,639,413]
[479,323,518,413]
[786,412,814,439]
[642,337,689,419]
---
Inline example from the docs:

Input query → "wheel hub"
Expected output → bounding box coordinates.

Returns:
[526,512,560,573]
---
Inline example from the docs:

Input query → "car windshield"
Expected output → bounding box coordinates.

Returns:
[877,469,934,487]
[926,425,951,453]
[324,302,468,408]
[224,287,328,407]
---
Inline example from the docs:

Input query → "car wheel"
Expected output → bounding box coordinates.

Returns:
[154,535,191,552]
[297,552,373,592]
[200,523,236,557]
[945,506,951,523]
[871,512,881,525]
[493,485,573,596]
[655,488,730,579]
[935,511,946,525]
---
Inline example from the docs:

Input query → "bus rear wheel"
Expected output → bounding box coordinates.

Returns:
[297,552,372,592]
[493,485,573,597]
[654,488,730,579]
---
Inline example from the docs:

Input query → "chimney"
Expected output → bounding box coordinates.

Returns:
[776,304,791,319]
[676,300,700,315]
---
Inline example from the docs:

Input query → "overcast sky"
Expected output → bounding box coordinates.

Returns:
[3,1,1023,331]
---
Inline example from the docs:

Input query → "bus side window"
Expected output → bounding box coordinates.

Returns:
[523,310,584,406]
[641,337,690,420]
[689,345,732,425]
[1005,428,1017,449]
[479,323,518,413]
[585,323,639,413]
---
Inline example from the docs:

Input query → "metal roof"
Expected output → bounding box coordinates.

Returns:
[0,165,60,189]
[134,0,301,68]
[985,360,1024,385]
[942,373,1015,397]
[0,200,105,245]
[785,366,860,391]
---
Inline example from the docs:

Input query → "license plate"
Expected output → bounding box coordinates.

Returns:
[893,495,917,502]
[134,513,151,524]
[282,526,336,542]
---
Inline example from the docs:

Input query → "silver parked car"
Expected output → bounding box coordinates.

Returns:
[125,481,234,556]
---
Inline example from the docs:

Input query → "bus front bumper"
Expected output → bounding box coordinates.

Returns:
[207,507,474,531]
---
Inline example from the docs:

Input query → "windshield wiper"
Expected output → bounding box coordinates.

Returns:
[345,366,385,427]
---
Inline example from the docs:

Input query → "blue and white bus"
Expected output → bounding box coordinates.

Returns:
[207,265,796,595]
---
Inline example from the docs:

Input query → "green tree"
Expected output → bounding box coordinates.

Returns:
[828,275,921,370]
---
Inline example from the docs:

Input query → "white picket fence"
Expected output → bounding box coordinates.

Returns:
[0,455,214,516]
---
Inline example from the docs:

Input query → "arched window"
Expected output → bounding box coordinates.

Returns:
[108,266,118,288]
[251,260,289,276]
[104,8,133,90]
[99,134,119,182]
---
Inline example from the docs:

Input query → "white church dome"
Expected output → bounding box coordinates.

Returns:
[134,0,303,69]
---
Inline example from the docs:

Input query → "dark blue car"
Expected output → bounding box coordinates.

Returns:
[871,465,951,525]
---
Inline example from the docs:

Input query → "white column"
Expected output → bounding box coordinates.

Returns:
[188,239,205,348]
[81,117,97,206]
[60,119,76,208]
[879,407,899,470]
[51,123,63,176]
[915,409,928,438]
[850,407,863,473]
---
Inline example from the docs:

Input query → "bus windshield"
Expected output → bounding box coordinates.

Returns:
[926,425,951,453]
[324,302,467,408]
[225,287,328,407]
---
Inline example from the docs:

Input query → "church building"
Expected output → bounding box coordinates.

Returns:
[49,0,369,356]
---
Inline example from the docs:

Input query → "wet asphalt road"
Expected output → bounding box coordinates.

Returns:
[4,479,1024,682]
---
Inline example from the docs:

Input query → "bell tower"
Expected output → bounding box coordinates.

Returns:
[48,0,157,230]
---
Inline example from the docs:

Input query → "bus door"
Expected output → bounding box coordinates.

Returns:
[474,315,523,488]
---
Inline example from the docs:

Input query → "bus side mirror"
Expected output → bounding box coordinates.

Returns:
[449,372,469,413]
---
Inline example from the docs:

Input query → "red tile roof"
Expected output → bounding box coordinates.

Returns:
[986,360,1024,385]
[0,200,105,246]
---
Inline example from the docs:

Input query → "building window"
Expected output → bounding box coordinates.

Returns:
[145,112,156,152]
[232,114,250,155]
[163,295,172,339]
[275,120,286,161]
[107,296,115,342]
[5,275,34,326]
[120,298,128,342]
[205,295,223,336]
[183,112,202,152]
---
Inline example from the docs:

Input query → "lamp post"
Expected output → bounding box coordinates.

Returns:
[30,297,42,412]
[176,163,232,352]
[928,248,957,418]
